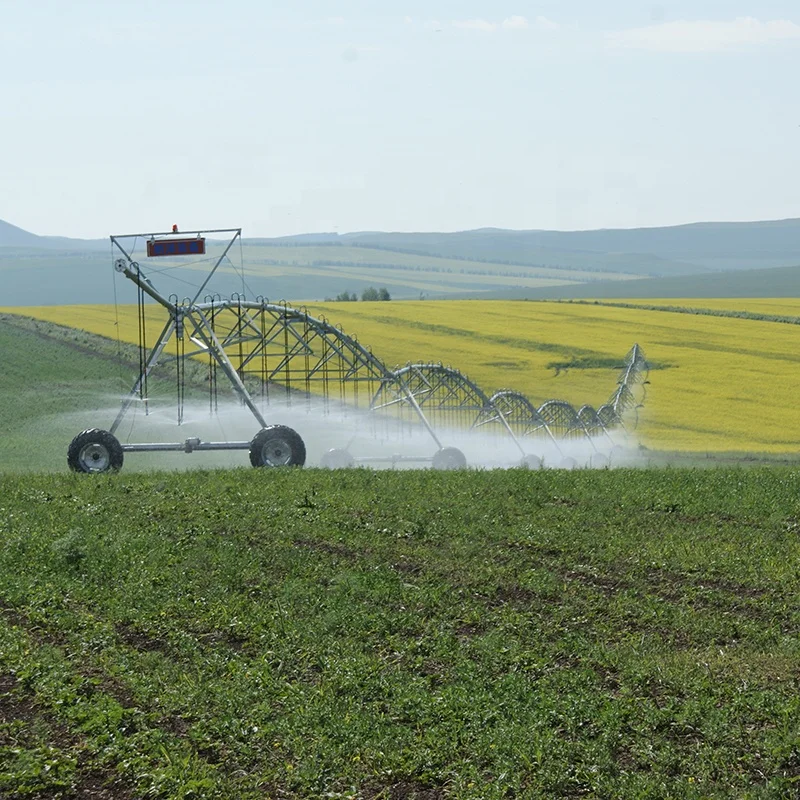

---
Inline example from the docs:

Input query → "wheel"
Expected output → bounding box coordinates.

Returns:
[249,425,306,467]
[320,448,354,469]
[591,453,609,469]
[558,456,578,470]
[67,429,124,474]
[519,454,543,470]
[431,447,467,471]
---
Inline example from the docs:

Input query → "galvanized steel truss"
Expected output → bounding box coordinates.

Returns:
[108,229,650,454]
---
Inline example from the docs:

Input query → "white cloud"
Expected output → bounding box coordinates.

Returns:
[502,16,529,30]
[534,16,560,32]
[453,18,498,32]
[450,16,556,33]
[608,17,800,53]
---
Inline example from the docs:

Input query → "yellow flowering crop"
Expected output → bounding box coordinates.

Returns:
[3,299,798,454]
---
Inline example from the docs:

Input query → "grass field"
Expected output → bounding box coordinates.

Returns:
[1,467,799,799]
[3,299,799,455]
[0,318,135,473]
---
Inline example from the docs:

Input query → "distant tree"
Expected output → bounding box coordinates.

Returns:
[334,290,358,302]
[361,286,380,301]
[360,286,391,301]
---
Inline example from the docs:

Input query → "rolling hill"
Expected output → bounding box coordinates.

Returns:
[2,217,800,304]
[505,262,800,300]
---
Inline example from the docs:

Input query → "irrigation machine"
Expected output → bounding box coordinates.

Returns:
[67,226,650,473]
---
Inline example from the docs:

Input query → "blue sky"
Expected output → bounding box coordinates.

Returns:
[2,1,799,237]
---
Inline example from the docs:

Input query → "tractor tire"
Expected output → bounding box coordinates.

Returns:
[67,428,124,474]
[431,447,467,471]
[249,425,306,467]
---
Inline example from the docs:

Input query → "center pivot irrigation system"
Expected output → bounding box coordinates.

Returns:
[67,226,650,473]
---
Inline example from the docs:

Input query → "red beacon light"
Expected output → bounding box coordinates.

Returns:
[172,224,179,233]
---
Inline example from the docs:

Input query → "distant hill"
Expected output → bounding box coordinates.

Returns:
[0,219,105,250]
[339,219,800,272]
[2,217,800,304]
[485,262,800,300]
[0,219,44,248]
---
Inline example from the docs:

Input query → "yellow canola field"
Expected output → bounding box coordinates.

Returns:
[4,300,799,454]
[618,298,800,317]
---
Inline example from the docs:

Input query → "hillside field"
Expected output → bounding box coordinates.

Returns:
[0,467,798,798]
[3,299,799,455]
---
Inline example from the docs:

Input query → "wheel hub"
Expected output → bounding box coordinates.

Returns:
[79,443,110,472]
[262,439,292,466]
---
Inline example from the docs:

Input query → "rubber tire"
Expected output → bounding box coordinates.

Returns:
[558,456,578,470]
[249,425,306,467]
[320,448,355,469]
[591,453,609,469]
[520,454,543,470]
[432,446,467,471]
[67,428,124,474]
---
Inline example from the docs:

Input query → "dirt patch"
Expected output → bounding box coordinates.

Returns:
[490,585,544,607]
[0,672,136,799]
[196,629,251,652]
[642,568,787,626]
[0,600,73,652]
[455,621,486,639]
[293,537,363,560]
[391,559,423,576]
[0,673,37,728]
[115,622,172,655]
[646,505,764,531]
[688,576,769,599]
[562,568,629,596]
[504,542,563,559]
[592,663,622,696]
[79,665,138,711]
[544,496,579,508]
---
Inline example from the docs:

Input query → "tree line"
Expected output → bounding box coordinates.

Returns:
[326,286,392,302]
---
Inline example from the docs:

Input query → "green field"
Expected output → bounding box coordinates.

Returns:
[1,467,799,799]
[1,303,799,798]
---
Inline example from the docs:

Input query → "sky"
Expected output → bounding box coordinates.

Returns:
[2,0,800,238]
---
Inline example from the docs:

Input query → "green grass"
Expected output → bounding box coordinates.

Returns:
[0,467,798,798]
[0,314,218,473]
[0,316,129,472]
